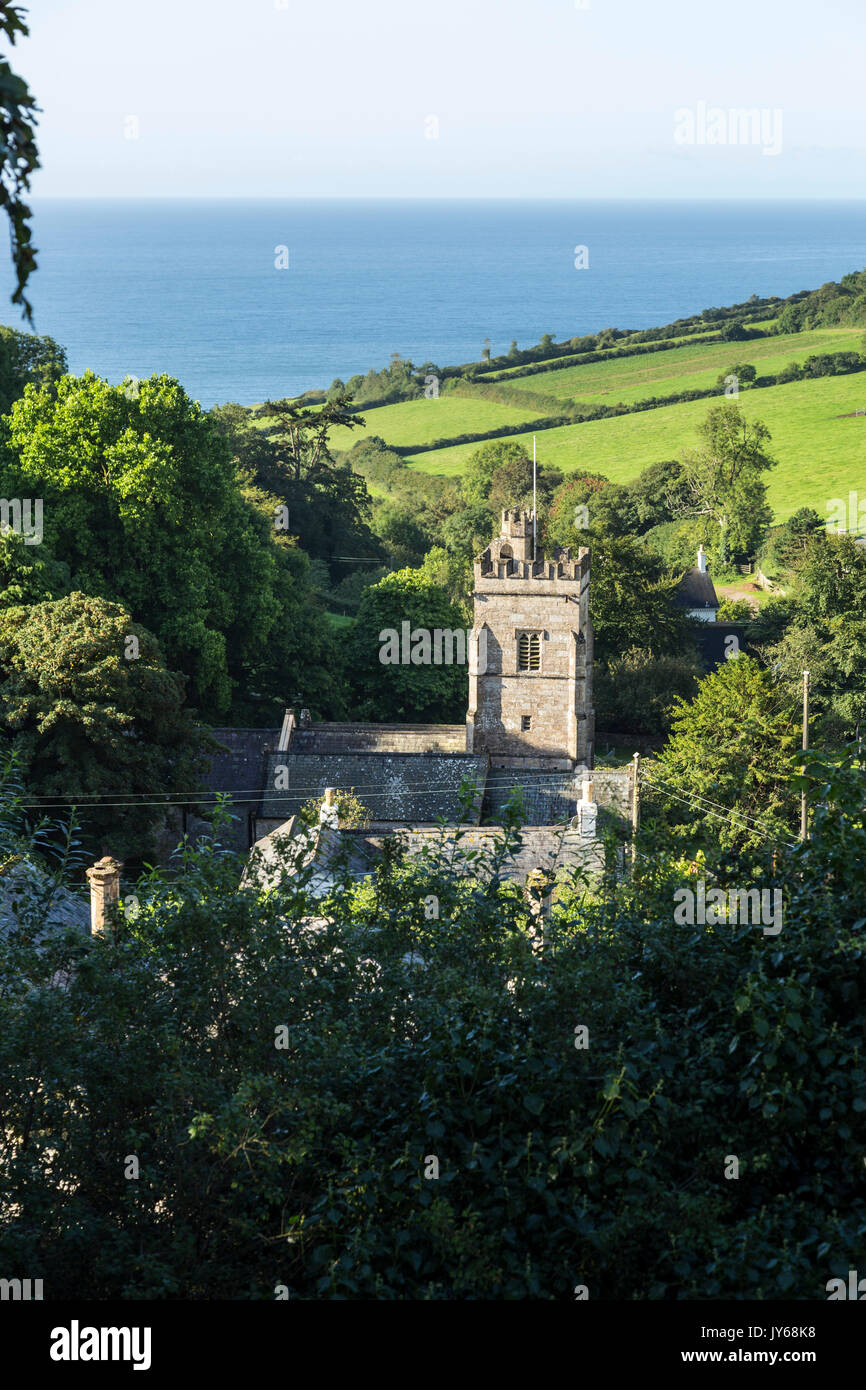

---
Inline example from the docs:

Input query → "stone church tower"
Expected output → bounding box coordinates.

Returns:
[466,509,594,769]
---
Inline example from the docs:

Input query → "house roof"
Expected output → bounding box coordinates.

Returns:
[243,819,387,894]
[675,568,719,610]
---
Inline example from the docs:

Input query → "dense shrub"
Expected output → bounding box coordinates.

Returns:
[0,750,863,1299]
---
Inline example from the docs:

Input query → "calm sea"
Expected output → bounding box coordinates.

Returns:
[6,199,865,407]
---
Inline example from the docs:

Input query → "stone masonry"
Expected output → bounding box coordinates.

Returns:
[466,509,594,768]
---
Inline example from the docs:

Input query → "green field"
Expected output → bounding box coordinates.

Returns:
[406,371,866,521]
[326,393,551,452]
[483,328,863,406]
[487,330,721,380]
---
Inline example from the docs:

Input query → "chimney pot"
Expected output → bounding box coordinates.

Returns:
[86,855,124,935]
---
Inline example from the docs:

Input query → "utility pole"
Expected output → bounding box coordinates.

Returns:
[631,751,640,875]
[800,670,810,841]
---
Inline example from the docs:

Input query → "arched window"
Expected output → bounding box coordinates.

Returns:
[518,632,541,672]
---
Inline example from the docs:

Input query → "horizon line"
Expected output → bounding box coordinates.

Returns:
[27,193,866,204]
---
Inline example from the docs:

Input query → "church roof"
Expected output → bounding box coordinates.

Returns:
[259,751,489,824]
[197,728,282,809]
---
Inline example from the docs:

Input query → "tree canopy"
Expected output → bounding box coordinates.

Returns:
[0,591,210,857]
[348,567,468,722]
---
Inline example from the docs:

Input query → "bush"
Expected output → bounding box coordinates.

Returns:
[1,751,864,1299]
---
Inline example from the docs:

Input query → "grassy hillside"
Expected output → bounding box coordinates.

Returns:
[291,275,866,522]
[326,393,551,452]
[405,370,866,521]
[489,327,863,406]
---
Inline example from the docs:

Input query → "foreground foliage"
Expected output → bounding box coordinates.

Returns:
[0,752,863,1299]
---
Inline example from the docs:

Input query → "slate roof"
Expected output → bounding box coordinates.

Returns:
[481,768,583,825]
[184,727,281,853]
[675,568,719,610]
[244,820,387,895]
[258,751,489,824]
[199,728,281,809]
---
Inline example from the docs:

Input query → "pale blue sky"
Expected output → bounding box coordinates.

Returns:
[20,0,866,197]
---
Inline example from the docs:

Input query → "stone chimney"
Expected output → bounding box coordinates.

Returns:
[277,707,296,752]
[577,774,597,840]
[86,856,123,935]
[697,544,707,573]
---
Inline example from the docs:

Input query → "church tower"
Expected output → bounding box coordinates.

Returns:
[466,509,594,769]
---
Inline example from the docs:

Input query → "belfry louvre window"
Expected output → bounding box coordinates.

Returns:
[518,632,541,672]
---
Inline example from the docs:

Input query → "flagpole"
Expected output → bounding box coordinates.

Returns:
[532,435,537,563]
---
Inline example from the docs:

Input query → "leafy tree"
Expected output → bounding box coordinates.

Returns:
[716,598,753,623]
[487,456,540,518]
[0,4,40,320]
[759,508,825,573]
[0,591,211,857]
[373,503,431,569]
[0,323,66,414]
[347,568,468,722]
[251,391,362,484]
[546,474,610,546]
[762,534,866,743]
[0,529,69,609]
[715,362,756,389]
[653,655,798,851]
[594,649,701,735]
[588,532,689,661]
[418,545,473,618]
[680,403,777,562]
[461,439,532,507]
[231,524,347,725]
[215,395,383,580]
[2,753,864,1299]
[626,459,692,533]
[719,319,750,342]
[439,504,495,564]
[1,372,304,719]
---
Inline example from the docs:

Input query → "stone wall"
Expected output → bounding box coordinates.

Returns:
[592,766,634,821]
[467,511,594,765]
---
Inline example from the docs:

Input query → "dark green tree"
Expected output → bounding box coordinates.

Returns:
[215,395,383,580]
[0,591,211,857]
[347,568,468,722]
[680,403,777,562]
[654,654,799,852]
[0,323,66,414]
